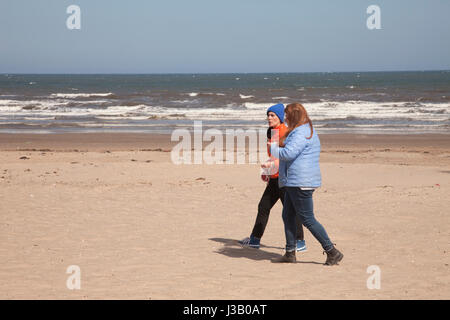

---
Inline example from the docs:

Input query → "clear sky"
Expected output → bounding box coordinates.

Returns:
[1,0,449,73]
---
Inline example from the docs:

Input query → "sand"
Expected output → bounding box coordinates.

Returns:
[0,133,449,299]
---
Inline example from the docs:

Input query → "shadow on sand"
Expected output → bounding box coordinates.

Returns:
[209,237,323,265]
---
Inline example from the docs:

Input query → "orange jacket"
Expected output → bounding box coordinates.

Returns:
[266,123,287,179]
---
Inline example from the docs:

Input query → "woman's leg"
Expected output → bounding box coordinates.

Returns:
[281,188,298,252]
[279,187,304,241]
[286,187,334,252]
[250,179,282,239]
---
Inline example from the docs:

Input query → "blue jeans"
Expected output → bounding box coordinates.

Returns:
[282,187,334,252]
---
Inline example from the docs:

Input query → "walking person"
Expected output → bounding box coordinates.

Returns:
[239,104,306,251]
[269,103,343,265]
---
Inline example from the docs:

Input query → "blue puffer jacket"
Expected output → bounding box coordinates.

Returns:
[270,123,322,188]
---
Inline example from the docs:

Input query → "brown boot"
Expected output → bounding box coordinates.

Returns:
[272,251,296,263]
[324,247,343,266]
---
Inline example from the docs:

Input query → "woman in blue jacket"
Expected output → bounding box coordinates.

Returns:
[269,103,343,265]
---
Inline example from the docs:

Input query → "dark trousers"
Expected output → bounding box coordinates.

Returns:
[251,178,304,240]
[282,187,333,252]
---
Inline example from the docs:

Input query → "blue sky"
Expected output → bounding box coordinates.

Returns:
[1,0,449,73]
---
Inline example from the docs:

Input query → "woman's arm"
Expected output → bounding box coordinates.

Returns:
[270,129,307,161]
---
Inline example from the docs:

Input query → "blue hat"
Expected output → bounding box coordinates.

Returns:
[267,103,284,123]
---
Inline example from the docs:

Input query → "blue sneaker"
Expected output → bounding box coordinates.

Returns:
[296,240,307,252]
[238,235,260,249]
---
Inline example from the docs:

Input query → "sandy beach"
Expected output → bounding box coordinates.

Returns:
[0,133,449,299]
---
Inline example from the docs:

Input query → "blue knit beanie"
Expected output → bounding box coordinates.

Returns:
[267,103,284,123]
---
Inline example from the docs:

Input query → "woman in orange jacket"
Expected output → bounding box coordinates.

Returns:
[239,104,306,250]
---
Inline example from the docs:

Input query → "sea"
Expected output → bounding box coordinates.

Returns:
[0,71,449,134]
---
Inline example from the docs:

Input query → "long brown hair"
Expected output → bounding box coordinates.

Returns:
[280,103,313,146]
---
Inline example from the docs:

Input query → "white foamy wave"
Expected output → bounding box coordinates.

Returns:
[50,93,114,98]
[0,105,22,112]
[243,102,268,110]
[91,105,148,115]
[145,105,266,121]
[239,94,254,99]
[0,99,22,106]
[0,99,112,114]
[183,92,225,97]
[0,103,155,118]
[305,101,450,121]
[272,97,289,100]
[22,117,56,121]
[0,99,71,109]
[1,99,449,125]
[171,100,191,104]
[150,100,448,122]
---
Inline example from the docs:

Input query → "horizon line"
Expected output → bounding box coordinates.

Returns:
[2,69,450,76]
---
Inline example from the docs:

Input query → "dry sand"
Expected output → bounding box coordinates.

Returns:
[0,133,449,299]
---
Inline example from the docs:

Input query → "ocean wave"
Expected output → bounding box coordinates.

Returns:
[117,101,147,107]
[50,93,115,98]
[240,94,254,99]
[319,123,352,128]
[0,99,110,113]
[184,92,226,98]
[148,113,187,120]
[171,100,192,104]
[1,99,449,126]
[243,102,268,110]
[305,100,450,121]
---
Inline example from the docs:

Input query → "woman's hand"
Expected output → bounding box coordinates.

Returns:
[261,161,272,169]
